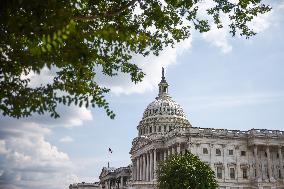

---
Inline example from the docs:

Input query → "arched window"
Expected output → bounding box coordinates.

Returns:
[216,149,221,156]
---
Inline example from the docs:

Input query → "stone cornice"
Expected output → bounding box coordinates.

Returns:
[163,127,284,141]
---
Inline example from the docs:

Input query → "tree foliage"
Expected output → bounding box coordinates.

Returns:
[0,0,271,119]
[157,151,218,189]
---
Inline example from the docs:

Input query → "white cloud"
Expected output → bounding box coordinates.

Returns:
[279,1,284,10]
[247,5,273,34]
[60,136,74,143]
[0,140,8,155]
[96,37,192,95]
[19,65,93,129]
[202,26,233,53]
[195,0,233,53]
[20,66,56,88]
[199,0,275,53]
[1,105,93,129]
[0,104,93,188]
[0,122,78,189]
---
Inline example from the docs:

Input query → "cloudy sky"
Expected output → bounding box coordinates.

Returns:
[1,1,284,189]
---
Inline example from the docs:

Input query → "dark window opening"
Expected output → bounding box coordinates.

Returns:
[243,168,248,179]
[216,149,221,156]
[163,87,167,92]
[217,167,222,179]
[230,168,235,179]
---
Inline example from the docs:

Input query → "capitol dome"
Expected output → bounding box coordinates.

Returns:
[142,96,187,120]
[137,68,191,136]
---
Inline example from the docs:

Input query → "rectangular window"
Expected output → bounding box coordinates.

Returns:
[243,168,248,179]
[216,149,221,156]
[241,151,246,156]
[203,148,208,154]
[229,150,234,155]
[217,167,222,179]
[158,126,161,132]
[255,169,256,177]
[230,168,235,179]
[149,126,152,133]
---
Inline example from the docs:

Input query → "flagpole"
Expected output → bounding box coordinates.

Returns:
[108,147,113,168]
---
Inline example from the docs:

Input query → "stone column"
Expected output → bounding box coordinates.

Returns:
[171,145,175,155]
[143,153,146,181]
[235,145,240,181]
[132,159,136,181]
[136,156,140,180]
[121,176,123,187]
[177,143,181,154]
[196,143,200,156]
[266,146,274,181]
[139,156,142,181]
[153,148,157,180]
[164,149,167,160]
[278,146,283,179]
[146,152,149,181]
[168,147,171,157]
[187,143,191,153]
[254,145,261,181]
[149,150,153,181]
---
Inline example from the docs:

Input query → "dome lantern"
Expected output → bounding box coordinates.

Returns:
[158,67,169,98]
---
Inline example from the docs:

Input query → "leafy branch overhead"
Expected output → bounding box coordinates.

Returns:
[0,0,271,119]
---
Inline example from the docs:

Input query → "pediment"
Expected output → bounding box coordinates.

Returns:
[130,136,152,153]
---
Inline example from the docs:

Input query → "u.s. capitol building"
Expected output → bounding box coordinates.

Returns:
[71,69,284,189]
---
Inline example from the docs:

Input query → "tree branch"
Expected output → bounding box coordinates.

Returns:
[75,0,139,21]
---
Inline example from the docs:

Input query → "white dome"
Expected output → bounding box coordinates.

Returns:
[142,96,187,120]
[137,68,191,136]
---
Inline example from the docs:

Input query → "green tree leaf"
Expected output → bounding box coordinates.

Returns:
[0,0,271,119]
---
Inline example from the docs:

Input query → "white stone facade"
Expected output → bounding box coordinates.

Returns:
[69,182,100,189]
[130,127,284,189]
[99,69,284,189]
[99,166,131,189]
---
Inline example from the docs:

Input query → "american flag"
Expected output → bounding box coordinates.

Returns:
[108,148,113,153]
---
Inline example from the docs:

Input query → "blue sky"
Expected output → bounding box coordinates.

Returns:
[1,1,284,189]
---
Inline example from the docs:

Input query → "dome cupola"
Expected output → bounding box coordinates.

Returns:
[137,68,191,137]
